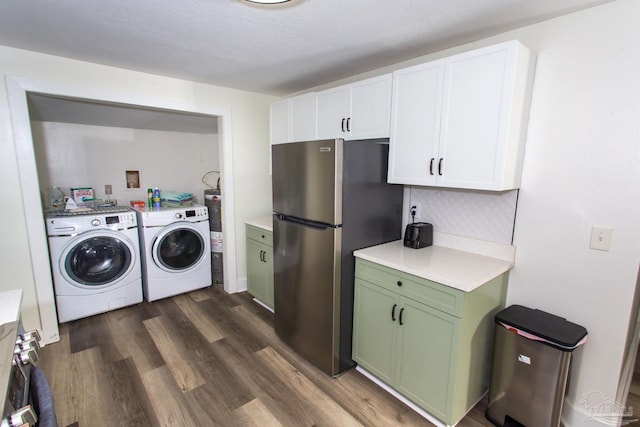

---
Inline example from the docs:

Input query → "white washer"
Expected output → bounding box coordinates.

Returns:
[136,205,211,301]
[46,207,143,323]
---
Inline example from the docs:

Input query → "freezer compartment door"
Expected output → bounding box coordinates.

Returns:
[273,214,342,375]
[272,139,341,225]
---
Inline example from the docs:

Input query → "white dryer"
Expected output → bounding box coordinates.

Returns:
[136,205,211,301]
[46,207,143,323]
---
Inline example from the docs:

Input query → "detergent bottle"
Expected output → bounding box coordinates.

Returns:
[153,187,161,208]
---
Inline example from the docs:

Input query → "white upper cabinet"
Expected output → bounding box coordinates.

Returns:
[289,93,317,142]
[316,74,392,140]
[388,40,533,191]
[388,60,445,186]
[269,93,317,145]
[269,99,290,145]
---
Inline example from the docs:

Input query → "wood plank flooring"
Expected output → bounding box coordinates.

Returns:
[39,287,491,426]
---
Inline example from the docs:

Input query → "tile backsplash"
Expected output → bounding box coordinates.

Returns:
[408,187,518,244]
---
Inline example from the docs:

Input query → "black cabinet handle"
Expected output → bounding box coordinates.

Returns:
[259,250,265,262]
[429,158,434,175]
[391,304,397,321]
[346,117,351,132]
[341,118,346,132]
[438,158,443,176]
[397,280,402,287]
[399,307,405,325]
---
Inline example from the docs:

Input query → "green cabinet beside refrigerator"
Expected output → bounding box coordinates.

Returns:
[246,224,274,310]
[352,258,508,425]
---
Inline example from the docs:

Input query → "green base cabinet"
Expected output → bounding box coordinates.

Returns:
[246,224,274,310]
[352,258,508,425]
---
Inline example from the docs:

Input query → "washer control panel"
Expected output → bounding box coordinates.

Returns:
[46,209,138,235]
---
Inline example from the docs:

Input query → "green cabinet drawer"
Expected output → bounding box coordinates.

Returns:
[355,258,464,318]
[246,224,273,247]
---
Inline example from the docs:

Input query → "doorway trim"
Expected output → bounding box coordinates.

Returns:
[6,75,238,345]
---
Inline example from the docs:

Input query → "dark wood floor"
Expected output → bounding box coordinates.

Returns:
[39,286,491,426]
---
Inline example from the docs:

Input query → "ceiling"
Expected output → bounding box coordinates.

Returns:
[0,0,614,97]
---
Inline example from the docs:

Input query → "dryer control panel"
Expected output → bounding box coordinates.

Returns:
[177,207,208,220]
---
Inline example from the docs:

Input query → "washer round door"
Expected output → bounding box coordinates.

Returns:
[152,223,206,273]
[60,229,137,289]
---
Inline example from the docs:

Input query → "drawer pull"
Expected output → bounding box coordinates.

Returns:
[397,280,402,287]
[399,307,405,325]
[391,304,397,321]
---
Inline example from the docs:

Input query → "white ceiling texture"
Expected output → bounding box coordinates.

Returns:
[0,0,614,97]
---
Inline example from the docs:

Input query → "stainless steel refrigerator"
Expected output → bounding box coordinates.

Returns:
[272,138,403,376]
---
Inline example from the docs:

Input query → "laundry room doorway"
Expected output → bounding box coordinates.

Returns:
[6,76,238,345]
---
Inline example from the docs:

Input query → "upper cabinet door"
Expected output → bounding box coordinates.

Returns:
[290,93,317,142]
[316,86,350,139]
[316,74,393,140]
[269,99,290,145]
[437,42,528,190]
[388,60,444,185]
[388,40,533,191]
[349,74,393,140]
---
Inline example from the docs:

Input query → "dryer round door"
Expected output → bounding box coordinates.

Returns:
[60,229,137,289]
[151,223,206,273]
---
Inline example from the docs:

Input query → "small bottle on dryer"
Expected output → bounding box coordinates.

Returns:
[153,187,161,208]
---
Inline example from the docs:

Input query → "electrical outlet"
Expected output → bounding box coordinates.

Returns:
[590,226,613,251]
[105,184,112,195]
[409,203,421,221]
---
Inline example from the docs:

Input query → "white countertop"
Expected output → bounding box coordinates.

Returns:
[246,215,273,232]
[0,289,22,324]
[354,240,514,293]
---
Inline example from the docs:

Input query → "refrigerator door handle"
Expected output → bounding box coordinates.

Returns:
[275,213,336,230]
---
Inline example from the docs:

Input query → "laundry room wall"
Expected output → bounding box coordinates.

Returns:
[30,121,219,207]
[0,46,276,344]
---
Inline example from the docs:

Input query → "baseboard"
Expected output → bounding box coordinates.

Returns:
[356,366,448,426]
[252,297,274,313]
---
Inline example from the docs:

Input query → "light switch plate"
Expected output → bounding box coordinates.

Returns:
[590,226,613,251]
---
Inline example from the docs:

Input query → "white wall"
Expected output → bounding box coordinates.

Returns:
[0,46,276,342]
[503,1,640,422]
[31,121,219,206]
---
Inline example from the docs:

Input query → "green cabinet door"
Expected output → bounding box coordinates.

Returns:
[246,237,273,309]
[395,297,457,419]
[352,278,398,385]
[262,244,274,308]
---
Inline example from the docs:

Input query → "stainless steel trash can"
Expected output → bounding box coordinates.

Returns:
[486,305,587,427]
